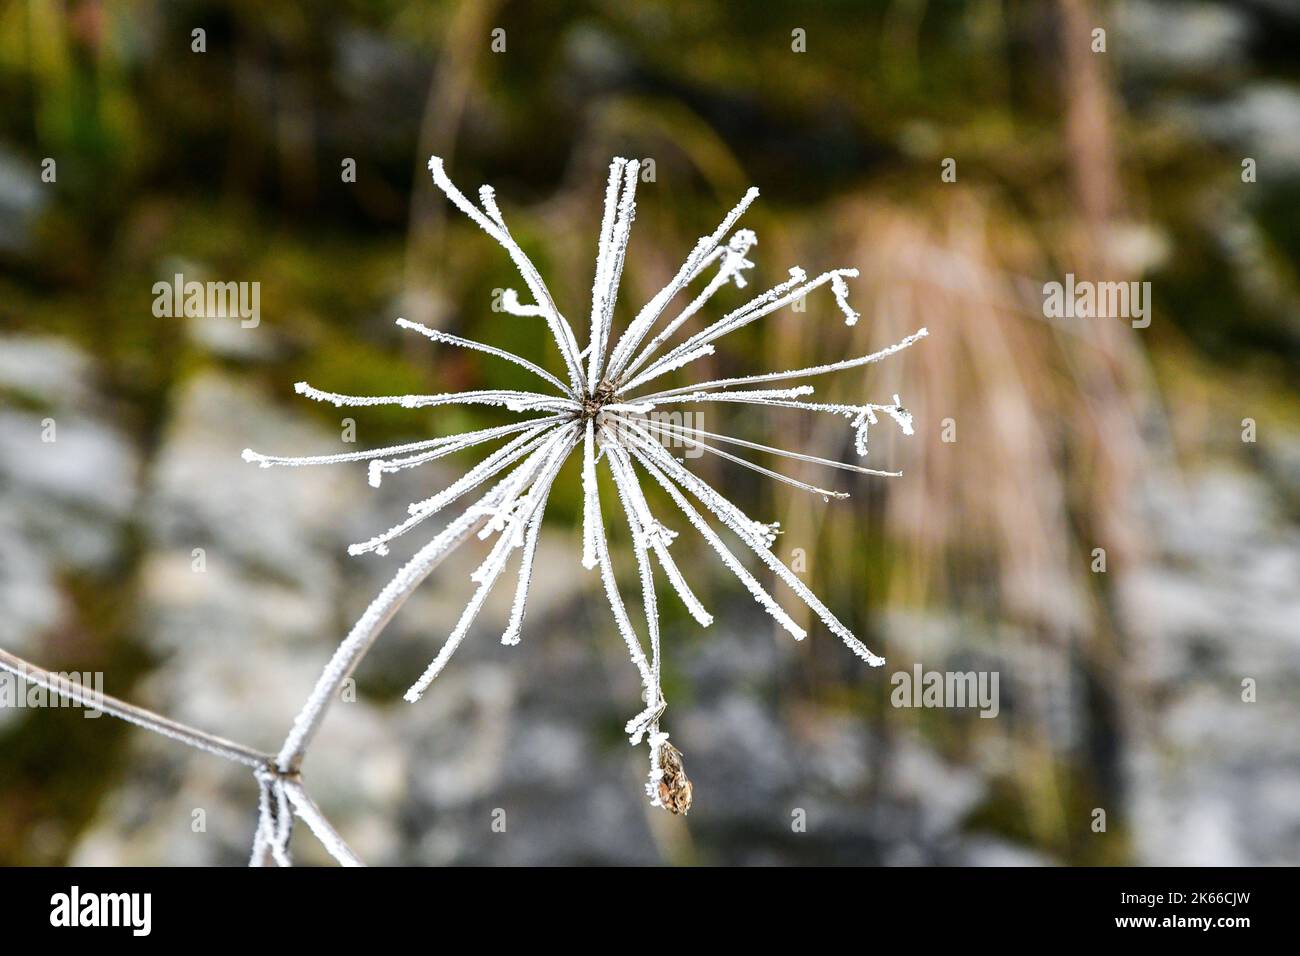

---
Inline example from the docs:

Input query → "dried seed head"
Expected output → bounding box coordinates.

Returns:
[581,378,617,421]
[656,740,693,815]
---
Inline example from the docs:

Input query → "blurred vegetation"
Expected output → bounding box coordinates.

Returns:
[0,0,1297,864]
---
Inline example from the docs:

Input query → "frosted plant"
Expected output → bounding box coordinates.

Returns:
[244,156,927,814]
[0,156,925,867]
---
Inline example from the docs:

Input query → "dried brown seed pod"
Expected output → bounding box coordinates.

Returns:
[656,740,693,815]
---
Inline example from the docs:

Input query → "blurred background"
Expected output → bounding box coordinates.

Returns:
[0,0,1297,866]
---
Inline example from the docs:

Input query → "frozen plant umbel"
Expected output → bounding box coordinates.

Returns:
[245,156,927,814]
[0,156,926,866]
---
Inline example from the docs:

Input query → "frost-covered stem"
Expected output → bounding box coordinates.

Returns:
[627,414,902,477]
[252,765,294,866]
[403,426,579,701]
[395,318,569,393]
[585,440,655,695]
[0,648,366,867]
[281,779,365,867]
[619,276,729,385]
[626,449,806,640]
[367,415,567,488]
[618,229,757,383]
[629,327,930,402]
[604,187,760,383]
[586,158,640,386]
[428,157,586,392]
[627,386,815,410]
[620,422,885,665]
[249,773,284,867]
[609,414,849,500]
[640,392,913,458]
[274,507,490,771]
[293,382,563,411]
[350,421,562,557]
[0,647,272,769]
[580,418,599,570]
[598,427,662,698]
[586,159,624,382]
[603,440,712,627]
[632,267,859,385]
[618,344,716,394]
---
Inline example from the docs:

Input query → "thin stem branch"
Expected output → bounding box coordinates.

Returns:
[0,647,272,769]
[274,509,490,771]
[282,779,366,867]
[629,327,930,403]
[627,414,902,477]
[607,415,849,500]
[0,647,369,866]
